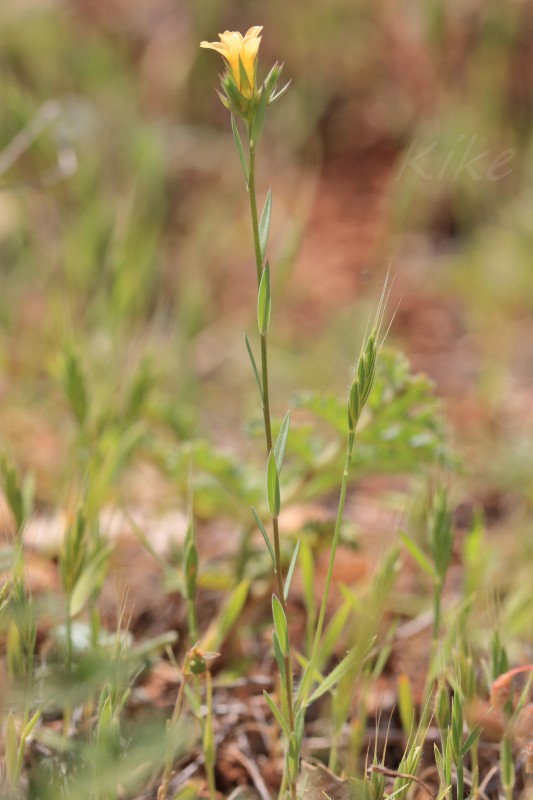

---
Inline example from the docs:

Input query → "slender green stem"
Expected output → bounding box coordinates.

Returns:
[187,598,198,643]
[420,583,443,729]
[248,147,262,286]
[313,432,354,651]
[65,599,73,671]
[432,583,442,644]
[248,138,296,799]
[470,738,479,799]
[299,432,354,704]
[204,671,216,800]
[456,760,464,800]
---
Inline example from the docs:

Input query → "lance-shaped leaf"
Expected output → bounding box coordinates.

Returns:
[267,448,280,517]
[306,638,374,706]
[257,262,271,335]
[273,630,287,687]
[244,332,263,401]
[272,594,289,656]
[263,690,290,739]
[274,410,291,473]
[259,188,272,260]
[284,539,300,602]
[201,579,250,651]
[251,506,275,567]
[399,530,438,581]
[69,544,113,618]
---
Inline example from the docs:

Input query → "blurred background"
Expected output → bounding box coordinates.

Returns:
[1,0,533,558]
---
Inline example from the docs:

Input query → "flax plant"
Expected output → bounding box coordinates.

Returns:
[201,27,388,796]
[201,25,297,797]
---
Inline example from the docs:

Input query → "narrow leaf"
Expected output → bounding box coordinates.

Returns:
[263,690,290,738]
[257,262,271,335]
[284,539,300,602]
[64,350,88,428]
[398,530,438,580]
[307,643,370,706]
[69,545,113,618]
[21,710,41,740]
[397,673,416,736]
[266,448,280,518]
[251,506,275,566]
[272,594,288,656]
[244,332,263,401]
[462,725,481,757]
[201,579,250,651]
[231,115,249,184]
[320,600,352,668]
[274,410,291,474]
[272,631,286,686]
[259,187,272,260]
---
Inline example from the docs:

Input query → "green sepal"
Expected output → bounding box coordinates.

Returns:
[270,79,292,104]
[231,115,249,184]
[221,72,247,116]
[251,86,268,146]
[238,55,252,95]
[264,62,282,99]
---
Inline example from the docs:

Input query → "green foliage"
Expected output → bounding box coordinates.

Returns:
[259,188,272,261]
[295,349,450,474]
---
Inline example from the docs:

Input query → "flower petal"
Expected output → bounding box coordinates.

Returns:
[244,26,263,39]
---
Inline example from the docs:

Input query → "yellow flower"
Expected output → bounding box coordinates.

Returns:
[200,26,262,98]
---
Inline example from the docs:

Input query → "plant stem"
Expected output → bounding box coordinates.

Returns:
[432,583,442,644]
[65,599,72,671]
[313,432,354,651]
[205,670,216,800]
[187,598,198,643]
[300,432,354,703]
[248,140,296,799]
